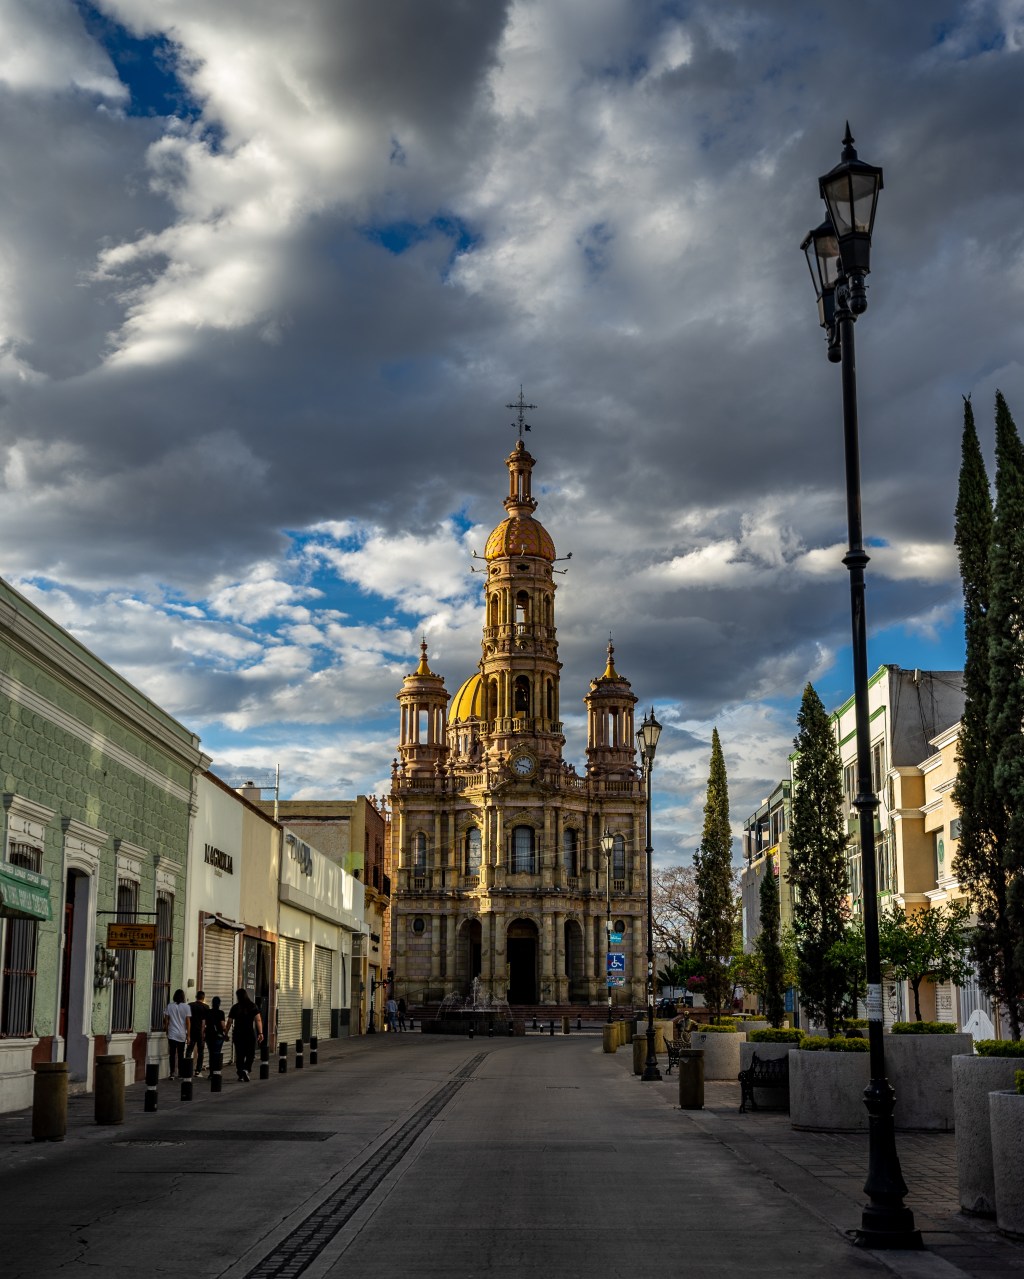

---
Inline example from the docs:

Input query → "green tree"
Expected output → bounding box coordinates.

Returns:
[878,901,972,1023]
[828,920,867,1022]
[754,858,787,1027]
[693,728,735,1022]
[986,392,1024,1040]
[786,683,851,1037]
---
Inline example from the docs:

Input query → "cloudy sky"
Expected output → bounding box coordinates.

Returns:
[2,0,1020,863]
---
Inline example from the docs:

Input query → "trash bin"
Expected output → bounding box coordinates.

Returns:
[561,1015,570,1035]
[677,1048,704,1110]
[32,1062,68,1141]
[94,1054,125,1125]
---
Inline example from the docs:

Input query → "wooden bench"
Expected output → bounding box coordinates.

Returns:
[737,1052,789,1113]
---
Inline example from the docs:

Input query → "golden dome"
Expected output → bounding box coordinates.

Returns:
[484,515,556,562]
[450,673,484,722]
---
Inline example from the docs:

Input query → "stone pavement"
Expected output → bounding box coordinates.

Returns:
[0,1032,1021,1278]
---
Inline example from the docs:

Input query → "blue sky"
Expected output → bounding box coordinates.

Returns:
[3,0,1020,864]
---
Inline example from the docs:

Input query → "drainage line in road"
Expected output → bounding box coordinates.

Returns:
[243,1052,489,1279]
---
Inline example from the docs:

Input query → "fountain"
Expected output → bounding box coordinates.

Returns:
[424,978,515,1035]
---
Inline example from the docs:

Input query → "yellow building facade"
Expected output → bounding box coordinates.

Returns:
[390,434,648,1009]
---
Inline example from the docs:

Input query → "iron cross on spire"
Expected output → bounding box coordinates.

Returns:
[506,386,537,439]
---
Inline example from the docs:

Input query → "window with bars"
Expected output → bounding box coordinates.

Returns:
[510,826,535,874]
[111,880,139,1033]
[1,843,42,1039]
[413,832,427,871]
[149,894,173,1031]
[562,829,578,877]
[612,834,626,881]
[464,828,481,876]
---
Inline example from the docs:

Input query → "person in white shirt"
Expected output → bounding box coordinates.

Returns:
[163,989,191,1078]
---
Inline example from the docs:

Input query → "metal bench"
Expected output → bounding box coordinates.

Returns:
[737,1052,789,1113]
[664,1029,693,1075]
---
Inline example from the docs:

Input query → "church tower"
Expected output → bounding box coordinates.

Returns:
[390,396,649,1010]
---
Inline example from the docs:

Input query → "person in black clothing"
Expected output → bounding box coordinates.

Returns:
[188,991,209,1073]
[397,997,407,1032]
[205,995,227,1066]
[225,988,263,1081]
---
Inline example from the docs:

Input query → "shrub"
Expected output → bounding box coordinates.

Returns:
[891,1021,956,1035]
[700,1021,738,1033]
[843,1018,868,1029]
[975,1039,1024,1057]
[800,1035,870,1052]
[1016,1070,1024,1096]
[749,1028,803,1043]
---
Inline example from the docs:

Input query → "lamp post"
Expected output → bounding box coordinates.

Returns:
[601,830,615,1023]
[636,709,662,1081]
[801,126,921,1251]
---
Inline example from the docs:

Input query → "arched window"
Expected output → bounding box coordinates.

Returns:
[413,832,427,871]
[487,678,498,721]
[488,594,499,627]
[465,828,481,876]
[513,675,531,715]
[546,678,555,720]
[515,590,530,625]
[612,834,626,881]
[511,825,535,874]
[562,828,578,877]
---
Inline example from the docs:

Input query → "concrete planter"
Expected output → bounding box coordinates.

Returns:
[991,1090,1024,1239]
[789,1048,870,1131]
[954,1056,1024,1215]
[885,1032,973,1131]
[689,1030,745,1080]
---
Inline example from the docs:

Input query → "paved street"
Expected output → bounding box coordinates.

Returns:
[1,1032,1022,1279]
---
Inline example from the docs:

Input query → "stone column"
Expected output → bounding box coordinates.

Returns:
[584,907,596,1003]
[492,911,506,1002]
[554,911,567,1004]
[446,912,459,990]
[542,805,554,888]
[541,911,555,1003]
[480,911,493,995]
[430,914,442,992]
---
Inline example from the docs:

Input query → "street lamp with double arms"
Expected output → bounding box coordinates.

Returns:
[636,709,662,1081]
[801,126,922,1251]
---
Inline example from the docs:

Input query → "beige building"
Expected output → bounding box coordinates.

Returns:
[390,435,649,1009]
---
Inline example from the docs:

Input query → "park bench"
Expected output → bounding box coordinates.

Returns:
[737,1052,789,1113]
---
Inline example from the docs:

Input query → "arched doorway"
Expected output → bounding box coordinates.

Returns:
[506,918,538,1004]
[457,919,482,994]
[564,918,586,1002]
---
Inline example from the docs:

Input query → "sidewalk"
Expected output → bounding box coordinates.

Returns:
[648,1074,1024,1279]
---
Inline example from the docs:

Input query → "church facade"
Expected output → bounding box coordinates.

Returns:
[390,425,649,1009]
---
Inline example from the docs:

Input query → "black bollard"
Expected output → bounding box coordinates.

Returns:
[210,1049,222,1093]
[532,1017,538,1029]
[577,1018,582,1030]
[278,1042,288,1074]
[508,1022,514,1037]
[488,1025,494,1037]
[309,1036,318,1066]
[295,1038,304,1069]
[469,1024,475,1038]
[144,1062,159,1112]
[549,1020,554,1036]
[180,1057,193,1102]
[259,1040,270,1081]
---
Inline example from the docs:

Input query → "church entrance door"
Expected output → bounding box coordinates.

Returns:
[506,919,538,1005]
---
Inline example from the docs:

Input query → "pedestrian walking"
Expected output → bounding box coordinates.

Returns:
[385,995,398,1033]
[188,990,209,1073]
[225,988,263,1081]
[397,997,407,1032]
[206,995,227,1061]
[163,989,191,1078]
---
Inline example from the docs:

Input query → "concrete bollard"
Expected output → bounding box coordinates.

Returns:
[295,1038,304,1069]
[677,1049,705,1110]
[144,1062,159,1112]
[562,1015,570,1035]
[210,1049,223,1093]
[632,1034,646,1076]
[180,1057,194,1102]
[259,1040,269,1080]
[32,1062,68,1141]
[94,1054,125,1125]
[309,1036,318,1066]
[603,1025,617,1054]
[278,1042,288,1074]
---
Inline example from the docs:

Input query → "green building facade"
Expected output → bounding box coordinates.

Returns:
[0,579,205,1111]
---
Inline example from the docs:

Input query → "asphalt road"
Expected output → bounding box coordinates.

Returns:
[1,1033,889,1278]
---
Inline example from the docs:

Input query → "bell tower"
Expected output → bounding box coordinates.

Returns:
[585,640,638,778]
[396,640,449,782]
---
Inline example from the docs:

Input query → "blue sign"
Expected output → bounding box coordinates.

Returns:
[607,953,626,974]
[784,987,794,1012]
[607,976,625,988]
[609,932,623,944]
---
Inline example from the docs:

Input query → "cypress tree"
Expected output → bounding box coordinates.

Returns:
[786,683,850,1037]
[693,728,735,1023]
[755,857,786,1028]
[983,392,1024,1039]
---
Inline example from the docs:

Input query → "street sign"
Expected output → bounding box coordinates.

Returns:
[607,976,625,988]
[606,952,626,974]
[609,932,623,944]
[106,923,157,951]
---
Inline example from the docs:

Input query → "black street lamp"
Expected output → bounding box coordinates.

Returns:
[801,126,922,1252]
[636,709,662,1082]
[601,830,615,1023]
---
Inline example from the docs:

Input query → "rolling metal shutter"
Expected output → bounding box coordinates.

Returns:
[313,946,333,1040]
[277,938,304,1046]
[201,926,237,1015]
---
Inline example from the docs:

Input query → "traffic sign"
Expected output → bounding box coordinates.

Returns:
[606,952,626,974]
[607,976,625,988]
[609,932,623,944]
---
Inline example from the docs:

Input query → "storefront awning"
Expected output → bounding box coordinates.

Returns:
[203,913,245,932]
[0,862,51,921]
